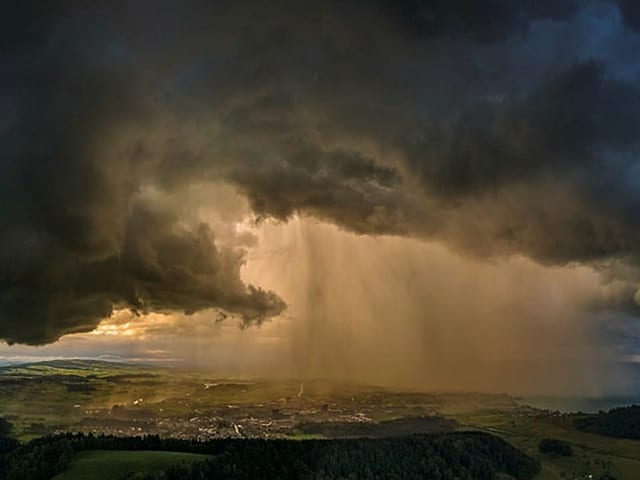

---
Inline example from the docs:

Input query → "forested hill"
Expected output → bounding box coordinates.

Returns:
[574,405,640,439]
[127,433,540,480]
[1,431,540,480]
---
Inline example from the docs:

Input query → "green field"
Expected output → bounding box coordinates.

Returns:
[454,412,640,479]
[53,450,209,480]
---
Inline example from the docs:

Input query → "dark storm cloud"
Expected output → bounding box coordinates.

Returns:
[405,61,640,197]
[0,196,285,345]
[372,0,582,42]
[2,0,640,344]
[0,0,287,344]
[614,0,640,31]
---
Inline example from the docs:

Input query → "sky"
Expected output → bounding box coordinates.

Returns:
[2,0,640,395]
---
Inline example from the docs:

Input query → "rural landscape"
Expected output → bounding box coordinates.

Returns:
[0,360,639,479]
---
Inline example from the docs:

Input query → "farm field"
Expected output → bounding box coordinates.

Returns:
[53,450,209,480]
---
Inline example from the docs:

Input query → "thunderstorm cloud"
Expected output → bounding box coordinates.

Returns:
[3,0,640,344]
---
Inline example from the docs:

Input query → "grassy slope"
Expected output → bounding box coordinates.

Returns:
[53,450,209,480]
[454,412,640,479]
[0,360,172,440]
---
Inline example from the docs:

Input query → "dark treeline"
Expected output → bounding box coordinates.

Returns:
[0,433,206,480]
[538,438,573,457]
[0,431,540,480]
[0,418,19,466]
[574,405,640,439]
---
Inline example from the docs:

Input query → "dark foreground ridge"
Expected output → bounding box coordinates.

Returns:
[0,431,540,480]
[574,405,640,439]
